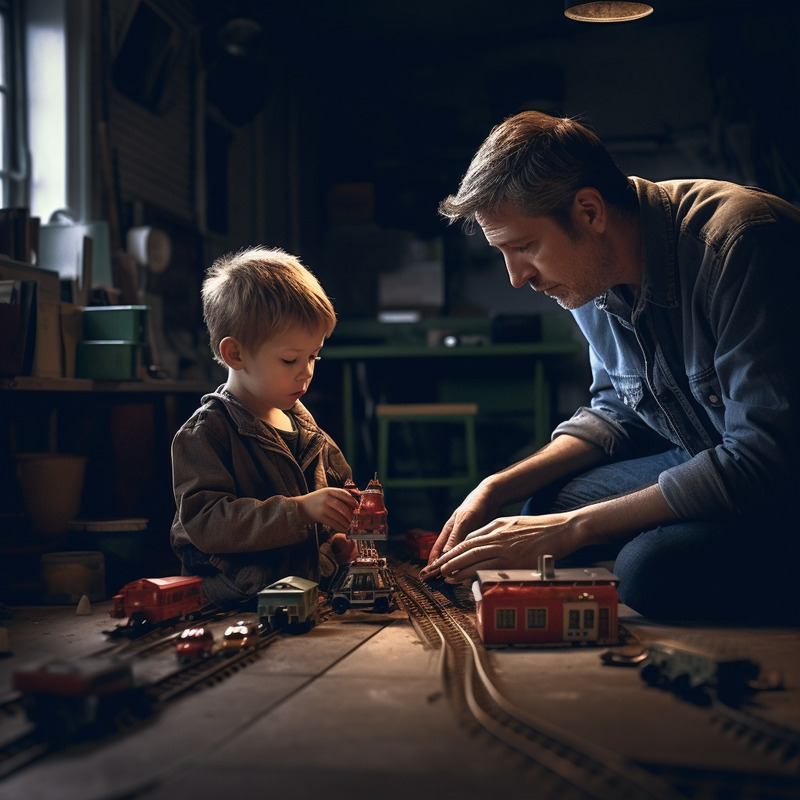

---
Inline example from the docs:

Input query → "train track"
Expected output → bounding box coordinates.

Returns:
[393,564,683,800]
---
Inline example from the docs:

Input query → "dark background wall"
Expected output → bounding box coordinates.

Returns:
[96,0,799,335]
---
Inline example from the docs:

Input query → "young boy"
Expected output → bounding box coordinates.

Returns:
[169,246,358,606]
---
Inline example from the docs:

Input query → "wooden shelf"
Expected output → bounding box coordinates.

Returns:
[1,376,214,394]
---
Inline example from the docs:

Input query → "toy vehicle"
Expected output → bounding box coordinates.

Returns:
[329,555,394,614]
[109,576,204,629]
[404,528,438,561]
[221,620,259,652]
[13,656,148,732]
[331,476,394,614]
[176,627,214,661]
[257,576,319,632]
[473,555,619,646]
[640,639,761,704]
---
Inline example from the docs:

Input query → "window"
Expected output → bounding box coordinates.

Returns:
[0,0,25,208]
[526,607,547,629]
[495,608,517,629]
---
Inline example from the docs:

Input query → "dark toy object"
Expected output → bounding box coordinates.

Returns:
[12,656,148,733]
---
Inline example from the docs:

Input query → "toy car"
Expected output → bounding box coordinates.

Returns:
[221,620,259,653]
[176,627,214,661]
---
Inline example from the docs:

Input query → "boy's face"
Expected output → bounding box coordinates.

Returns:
[229,324,327,420]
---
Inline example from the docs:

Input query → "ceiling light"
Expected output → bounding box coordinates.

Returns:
[564,2,654,22]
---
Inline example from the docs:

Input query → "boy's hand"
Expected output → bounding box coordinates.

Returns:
[328,532,358,563]
[296,488,358,532]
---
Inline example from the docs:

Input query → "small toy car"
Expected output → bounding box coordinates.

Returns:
[176,627,214,662]
[221,620,259,653]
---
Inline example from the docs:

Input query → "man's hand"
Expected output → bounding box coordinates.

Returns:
[421,512,579,583]
[420,482,500,576]
[296,488,358,532]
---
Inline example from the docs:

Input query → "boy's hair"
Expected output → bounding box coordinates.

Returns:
[202,246,337,366]
[438,110,635,231]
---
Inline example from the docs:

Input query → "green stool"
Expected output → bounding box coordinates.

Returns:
[375,403,479,490]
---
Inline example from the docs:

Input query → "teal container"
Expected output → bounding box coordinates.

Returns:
[82,305,149,345]
[76,340,141,380]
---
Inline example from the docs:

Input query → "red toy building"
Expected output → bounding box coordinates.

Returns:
[473,555,619,646]
[347,476,388,541]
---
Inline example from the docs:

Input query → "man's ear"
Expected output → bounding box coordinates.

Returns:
[572,188,607,233]
[219,337,244,369]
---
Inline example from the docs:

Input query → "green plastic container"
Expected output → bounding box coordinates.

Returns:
[76,340,141,380]
[82,305,149,345]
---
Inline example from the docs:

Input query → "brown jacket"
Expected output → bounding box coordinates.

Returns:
[170,387,352,605]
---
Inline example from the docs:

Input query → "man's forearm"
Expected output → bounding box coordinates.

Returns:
[570,482,679,548]
[483,434,607,508]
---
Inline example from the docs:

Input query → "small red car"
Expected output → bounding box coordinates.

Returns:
[176,627,214,661]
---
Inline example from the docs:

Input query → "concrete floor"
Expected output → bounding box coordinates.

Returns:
[0,599,799,800]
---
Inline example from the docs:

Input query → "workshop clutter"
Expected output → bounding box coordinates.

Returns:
[15,453,88,538]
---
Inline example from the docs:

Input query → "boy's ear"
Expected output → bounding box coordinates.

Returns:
[219,337,244,369]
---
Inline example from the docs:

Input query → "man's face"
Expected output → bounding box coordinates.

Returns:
[476,202,615,310]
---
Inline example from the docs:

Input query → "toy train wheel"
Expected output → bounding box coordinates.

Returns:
[641,663,662,687]
[332,597,350,615]
[373,597,389,614]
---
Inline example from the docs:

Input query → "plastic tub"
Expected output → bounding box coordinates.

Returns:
[67,518,149,595]
[15,453,88,538]
[40,550,105,604]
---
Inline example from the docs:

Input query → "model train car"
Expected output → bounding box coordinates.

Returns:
[473,555,620,646]
[640,638,762,704]
[109,576,204,629]
[330,555,394,614]
[257,576,319,632]
[404,528,438,561]
[13,655,148,732]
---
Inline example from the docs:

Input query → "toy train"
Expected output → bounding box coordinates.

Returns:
[330,476,394,614]
[472,555,620,646]
[12,655,149,732]
[257,576,319,632]
[404,528,438,561]
[109,576,204,631]
[640,638,763,704]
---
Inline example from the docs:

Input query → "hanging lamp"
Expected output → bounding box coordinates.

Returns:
[564,2,654,22]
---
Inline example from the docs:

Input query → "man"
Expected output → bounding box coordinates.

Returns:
[420,110,800,622]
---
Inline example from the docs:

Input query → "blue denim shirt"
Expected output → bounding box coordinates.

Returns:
[553,177,800,519]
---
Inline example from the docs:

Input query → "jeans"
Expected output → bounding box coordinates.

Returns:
[521,447,798,623]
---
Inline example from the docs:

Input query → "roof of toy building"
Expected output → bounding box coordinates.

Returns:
[261,576,318,592]
[475,567,619,585]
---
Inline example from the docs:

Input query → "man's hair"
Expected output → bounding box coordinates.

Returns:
[202,246,337,366]
[439,110,635,230]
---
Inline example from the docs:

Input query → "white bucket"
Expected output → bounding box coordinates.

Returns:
[15,453,88,537]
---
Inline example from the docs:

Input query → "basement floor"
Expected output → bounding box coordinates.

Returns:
[0,580,798,800]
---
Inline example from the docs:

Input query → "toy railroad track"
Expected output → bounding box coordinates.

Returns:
[393,566,681,800]
[148,626,281,705]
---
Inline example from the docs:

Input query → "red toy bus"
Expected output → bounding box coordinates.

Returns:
[110,576,204,627]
